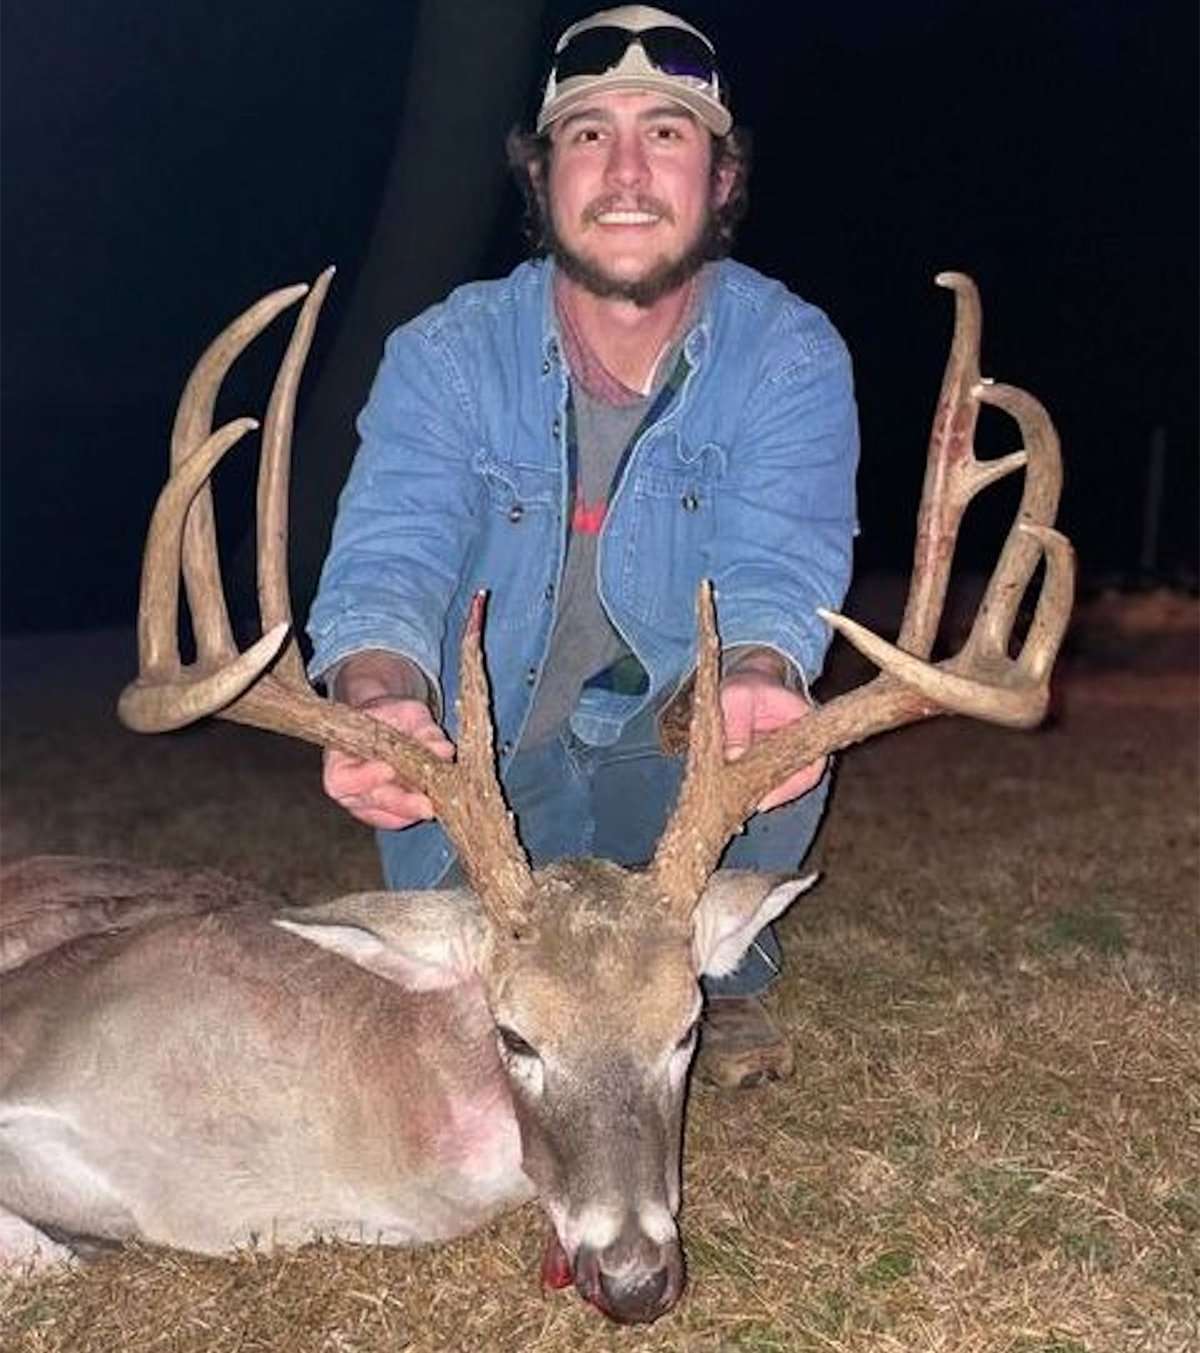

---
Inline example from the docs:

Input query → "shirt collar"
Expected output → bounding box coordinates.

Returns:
[540,259,717,387]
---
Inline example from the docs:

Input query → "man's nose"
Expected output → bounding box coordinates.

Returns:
[604,133,650,189]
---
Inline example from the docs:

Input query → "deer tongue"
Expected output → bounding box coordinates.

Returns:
[539,1228,573,1291]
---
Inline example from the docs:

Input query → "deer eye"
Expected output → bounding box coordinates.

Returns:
[497,1025,538,1059]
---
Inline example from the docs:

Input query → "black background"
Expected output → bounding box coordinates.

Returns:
[2,1,1195,634]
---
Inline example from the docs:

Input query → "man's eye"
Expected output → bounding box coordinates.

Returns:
[651,125,682,141]
[574,127,603,144]
[497,1025,538,1058]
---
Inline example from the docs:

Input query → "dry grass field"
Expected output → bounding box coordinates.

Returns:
[1,585,1196,1352]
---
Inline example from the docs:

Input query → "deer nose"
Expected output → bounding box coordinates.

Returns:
[573,1235,684,1324]
[597,1263,671,1324]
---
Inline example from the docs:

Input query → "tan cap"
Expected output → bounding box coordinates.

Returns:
[537,5,731,137]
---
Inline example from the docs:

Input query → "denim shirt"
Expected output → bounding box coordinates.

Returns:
[307,257,859,883]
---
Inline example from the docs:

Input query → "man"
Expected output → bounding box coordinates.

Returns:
[307,5,858,1088]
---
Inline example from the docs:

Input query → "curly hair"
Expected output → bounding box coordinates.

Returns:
[505,122,753,259]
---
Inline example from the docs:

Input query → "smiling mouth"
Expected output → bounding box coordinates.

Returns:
[593,210,662,226]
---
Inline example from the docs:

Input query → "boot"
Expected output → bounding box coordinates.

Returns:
[695,995,794,1089]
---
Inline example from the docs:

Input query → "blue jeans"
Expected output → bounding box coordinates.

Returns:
[377,705,830,997]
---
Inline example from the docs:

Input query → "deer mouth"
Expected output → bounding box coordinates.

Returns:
[539,1226,684,1324]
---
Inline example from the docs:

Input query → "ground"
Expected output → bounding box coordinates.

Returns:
[1,582,1196,1352]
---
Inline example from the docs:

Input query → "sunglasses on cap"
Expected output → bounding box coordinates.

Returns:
[553,24,722,93]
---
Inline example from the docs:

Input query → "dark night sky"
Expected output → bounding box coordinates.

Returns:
[2,1,1196,634]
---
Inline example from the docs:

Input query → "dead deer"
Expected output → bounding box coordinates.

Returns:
[0,269,1073,1323]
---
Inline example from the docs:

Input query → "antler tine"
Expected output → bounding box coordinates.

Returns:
[648,583,730,915]
[958,380,1063,665]
[173,284,310,668]
[120,276,532,924]
[817,511,1075,728]
[896,270,981,657]
[898,272,1031,659]
[823,288,1075,725]
[649,273,1075,915]
[442,595,533,927]
[257,266,335,691]
[120,281,311,733]
[117,414,291,733]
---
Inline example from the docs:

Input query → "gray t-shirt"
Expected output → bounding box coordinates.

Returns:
[517,385,650,749]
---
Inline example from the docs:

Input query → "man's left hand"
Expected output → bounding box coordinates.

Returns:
[720,658,826,812]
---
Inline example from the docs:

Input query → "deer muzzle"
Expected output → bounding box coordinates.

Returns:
[572,1221,685,1324]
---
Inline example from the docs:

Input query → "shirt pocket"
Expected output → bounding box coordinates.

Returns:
[467,450,561,629]
[617,442,724,629]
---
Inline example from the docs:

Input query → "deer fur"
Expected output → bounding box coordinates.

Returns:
[0,855,812,1322]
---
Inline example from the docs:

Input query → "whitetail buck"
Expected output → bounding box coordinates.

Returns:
[0,270,1073,1323]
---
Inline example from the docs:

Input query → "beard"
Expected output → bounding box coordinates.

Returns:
[544,193,720,309]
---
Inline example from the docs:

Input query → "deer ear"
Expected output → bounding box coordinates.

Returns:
[274,890,487,991]
[692,871,818,978]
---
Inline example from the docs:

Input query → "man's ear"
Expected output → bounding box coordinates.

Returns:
[711,153,736,210]
[274,889,487,992]
[692,871,818,978]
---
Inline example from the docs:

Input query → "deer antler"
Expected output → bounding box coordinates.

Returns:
[650,272,1075,915]
[117,274,532,926]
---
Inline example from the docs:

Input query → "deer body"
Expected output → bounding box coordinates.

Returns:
[0,870,526,1255]
[1,855,807,1320]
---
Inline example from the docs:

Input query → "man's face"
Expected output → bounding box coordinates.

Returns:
[543,91,731,307]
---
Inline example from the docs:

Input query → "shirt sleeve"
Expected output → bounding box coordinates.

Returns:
[305,317,483,707]
[711,303,859,688]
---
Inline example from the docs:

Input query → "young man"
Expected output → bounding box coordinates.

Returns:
[307,5,859,1087]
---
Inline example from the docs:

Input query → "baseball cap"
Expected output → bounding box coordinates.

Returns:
[537,6,731,137]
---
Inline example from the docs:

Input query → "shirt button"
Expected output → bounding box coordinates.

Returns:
[500,740,513,757]
[544,583,555,602]
[525,667,537,685]
[551,418,561,438]
[541,358,551,375]
[508,503,524,523]
[681,492,700,512]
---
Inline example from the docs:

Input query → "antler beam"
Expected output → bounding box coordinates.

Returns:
[649,273,1075,915]
[118,275,532,925]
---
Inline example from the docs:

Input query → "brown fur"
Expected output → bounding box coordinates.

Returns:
[486,860,696,1061]
[1,854,801,1323]
[0,856,273,973]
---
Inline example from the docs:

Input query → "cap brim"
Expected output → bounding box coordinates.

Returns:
[537,73,732,136]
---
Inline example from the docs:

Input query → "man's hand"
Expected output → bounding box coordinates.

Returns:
[321,652,455,831]
[720,651,826,812]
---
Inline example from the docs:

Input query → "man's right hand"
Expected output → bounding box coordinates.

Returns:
[321,652,455,831]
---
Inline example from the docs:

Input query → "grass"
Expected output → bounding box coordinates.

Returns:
[1,611,1197,1352]
[1043,906,1128,956]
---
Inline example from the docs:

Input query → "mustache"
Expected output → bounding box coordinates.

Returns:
[582,195,675,224]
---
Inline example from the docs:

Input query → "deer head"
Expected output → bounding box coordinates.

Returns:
[117,268,1073,1322]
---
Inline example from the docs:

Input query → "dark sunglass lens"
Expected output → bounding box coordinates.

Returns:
[553,27,633,82]
[638,27,715,80]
